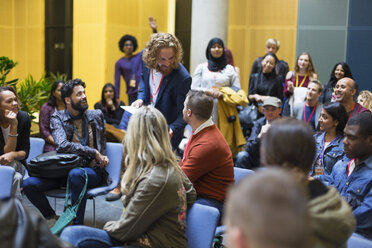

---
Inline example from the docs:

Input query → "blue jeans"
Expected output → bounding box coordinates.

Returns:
[60,226,138,248]
[23,167,102,224]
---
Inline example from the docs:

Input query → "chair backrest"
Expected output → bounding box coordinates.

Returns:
[105,142,123,188]
[347,233,372,248]
[187,203,220,248]
[27,137,45,163]
[234,167,254,184]
[0,166,15,200]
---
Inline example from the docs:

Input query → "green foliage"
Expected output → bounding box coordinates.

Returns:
[17,74,53,119]
[0,56,18,87]
[49,71,68,82]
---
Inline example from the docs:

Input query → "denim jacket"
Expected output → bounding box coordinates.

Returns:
[327,156,372,238]
[311,132,345,176]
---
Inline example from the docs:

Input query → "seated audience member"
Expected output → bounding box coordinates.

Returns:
[0,86,30,199]
[357,90,372,111]
[23,79,109,226]
[0,198,73,248]
[191,37,240,124]
[311,102,348,177]
[94,83,125,127]
[248,53,284,105]
[39,80,65,152]
[225,168,310,248]
[261,118,356,248]
[321,113,372,238]
[235,97,281,170]
[250,38,289,85]
[334,77,370,118]
[180,90,234,213]
[60,106,196,248]
[320,62,353,103]
[292,79,323,131]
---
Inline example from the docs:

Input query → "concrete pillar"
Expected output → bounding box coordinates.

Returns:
[190,0,229,75]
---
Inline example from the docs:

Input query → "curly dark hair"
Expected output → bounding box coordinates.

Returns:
[328,62,353,87]
[118,34,138,53]
[61,78,86,104]
[47,80,64,107]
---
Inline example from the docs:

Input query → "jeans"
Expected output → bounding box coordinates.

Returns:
[235,151,258,170]
[60,226,139,248]
[23,167,102,224]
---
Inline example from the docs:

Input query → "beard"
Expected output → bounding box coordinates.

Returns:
[156,64,174,75]
[71,99,88,114]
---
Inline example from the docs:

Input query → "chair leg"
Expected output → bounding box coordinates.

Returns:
[93,197,96,227]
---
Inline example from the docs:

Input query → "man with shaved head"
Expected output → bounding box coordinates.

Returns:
[334,77,370,118]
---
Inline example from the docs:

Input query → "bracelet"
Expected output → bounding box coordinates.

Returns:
[8,133,18,137]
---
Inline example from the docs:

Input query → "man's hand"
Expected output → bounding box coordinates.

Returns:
[205,88,223,99]
[169,128,173,139]
[148,16,157,32]
[95,151,109,168]
[131,99,144,108]
[4,109,18,127]
[0,153,15,165]
[258,123,271,139]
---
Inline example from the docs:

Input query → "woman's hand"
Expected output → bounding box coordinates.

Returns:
[205,88,223,98]
[287,81,294,93]
[106,99,116,111]
[4,109,18,127]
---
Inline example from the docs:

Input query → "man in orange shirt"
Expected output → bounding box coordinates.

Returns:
[180,90,234,213]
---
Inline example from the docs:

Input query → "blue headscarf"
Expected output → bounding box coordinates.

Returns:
[206,38,227,72]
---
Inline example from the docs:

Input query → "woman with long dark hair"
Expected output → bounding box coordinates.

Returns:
[39,80,65,152]
[94,83,125,127]
[248,52,283,104]
[320,62,353,103]
[311,102,348,176]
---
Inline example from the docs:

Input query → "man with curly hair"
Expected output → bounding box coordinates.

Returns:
[132,32,191,150]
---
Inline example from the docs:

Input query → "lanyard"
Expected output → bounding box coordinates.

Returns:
[296,73,308,87]
[303,103,317,123]
[73,125,84,145]
[150,70,164,104]
[319,133,340,162]
[182,132,194,162]
[348,103,356,119]
[346,158,356,176]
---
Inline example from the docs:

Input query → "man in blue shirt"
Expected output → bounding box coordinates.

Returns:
[324,112,372,238]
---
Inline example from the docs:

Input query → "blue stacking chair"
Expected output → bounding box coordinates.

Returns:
[27,137,45,163]
[214,167,255,246]
[187,203,220,248]
[46,142,123,226]
[347,233,372,248]
[0,166,15,200]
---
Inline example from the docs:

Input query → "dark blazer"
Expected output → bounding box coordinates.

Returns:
[138,63,191,149]
[0,110,31,165]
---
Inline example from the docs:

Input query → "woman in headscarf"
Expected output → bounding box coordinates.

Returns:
[191,38,241,123]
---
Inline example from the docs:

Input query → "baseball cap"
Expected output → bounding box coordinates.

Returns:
[263,97,281,108]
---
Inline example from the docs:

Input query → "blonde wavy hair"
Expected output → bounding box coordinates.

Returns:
[121,106,181,195]
[358,90,372,111]
[142,32,183,70]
